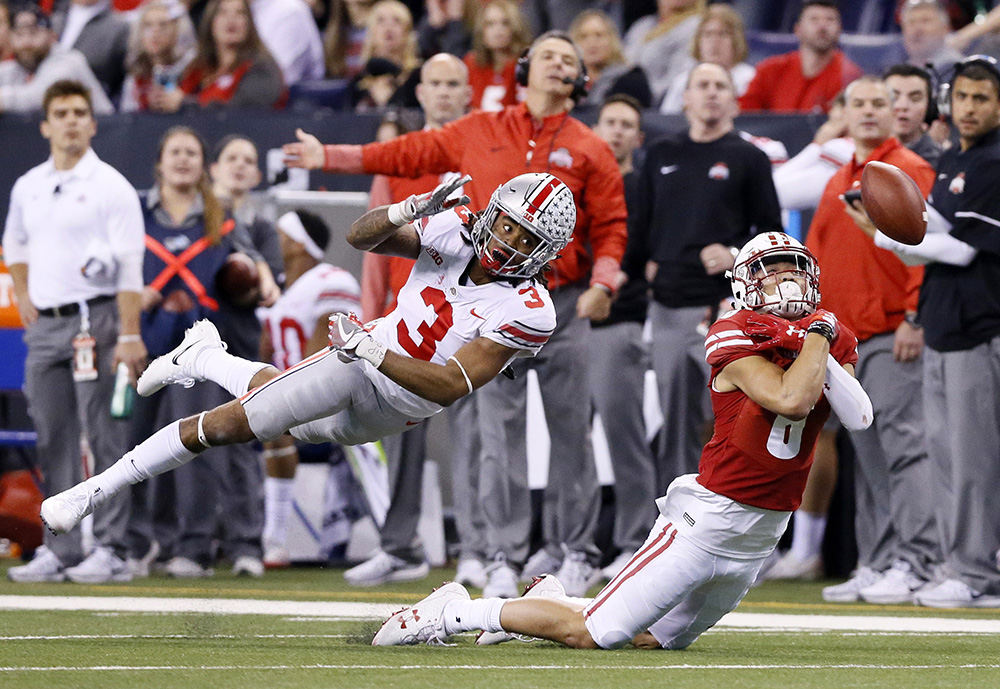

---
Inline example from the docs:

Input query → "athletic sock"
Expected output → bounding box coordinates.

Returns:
[442,598,506,635]
[196,347,270,398]
[89,420,198,502]
[789,510,827,561]
[263,477,296,545]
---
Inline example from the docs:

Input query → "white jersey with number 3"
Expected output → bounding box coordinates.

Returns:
[259,264,361,369]
[363,207,556,417]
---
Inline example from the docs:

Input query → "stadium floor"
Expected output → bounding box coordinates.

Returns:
[2,560,998,689]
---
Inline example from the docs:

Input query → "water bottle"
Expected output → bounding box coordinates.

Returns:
[110,362,136,419]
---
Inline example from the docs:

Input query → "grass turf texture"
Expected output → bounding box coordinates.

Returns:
[2,561,998,689]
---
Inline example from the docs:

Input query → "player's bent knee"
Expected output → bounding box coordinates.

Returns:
[249,365,280,390]
[562,616,600,649]
[202,401,256,445]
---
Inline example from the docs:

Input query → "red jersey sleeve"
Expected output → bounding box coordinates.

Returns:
[830,321,859,368]
[581,131,628,290]
[704,311,762,370]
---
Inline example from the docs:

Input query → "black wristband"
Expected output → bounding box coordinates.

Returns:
[806,320,835,343]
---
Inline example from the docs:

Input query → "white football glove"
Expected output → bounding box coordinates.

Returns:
[386,174,472,226]
[328,313,386,367]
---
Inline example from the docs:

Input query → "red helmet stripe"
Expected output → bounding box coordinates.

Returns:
[525,177,562,214]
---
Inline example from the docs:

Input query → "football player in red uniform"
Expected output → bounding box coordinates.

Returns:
[371,231,873,649]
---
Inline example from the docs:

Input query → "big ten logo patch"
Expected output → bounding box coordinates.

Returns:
[424,245,444,265]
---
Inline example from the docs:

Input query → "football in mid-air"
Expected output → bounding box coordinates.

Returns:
[860,161,927,245]
[216,252,260,307]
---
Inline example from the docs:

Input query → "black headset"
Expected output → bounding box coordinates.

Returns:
[514,31,590,104]
[936,54,1000,119]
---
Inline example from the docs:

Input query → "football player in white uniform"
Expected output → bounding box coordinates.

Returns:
[39,172,576,537]
[256,209,366,568]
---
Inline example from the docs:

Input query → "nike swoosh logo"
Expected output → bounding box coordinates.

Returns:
[660,165,679,175]
[171,342,197,365]
[470,307,485,319]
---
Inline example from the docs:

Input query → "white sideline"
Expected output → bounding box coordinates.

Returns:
[1,595,999,633]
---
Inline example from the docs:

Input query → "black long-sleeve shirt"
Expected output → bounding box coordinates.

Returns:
[634,130,782,308]
[920,128,1000,352]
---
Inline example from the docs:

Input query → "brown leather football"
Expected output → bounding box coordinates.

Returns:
[860,161,927,246]
[216,252,260,307]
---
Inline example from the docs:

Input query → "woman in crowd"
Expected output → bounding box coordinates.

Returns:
[127,127,274,578]
[569,9,651,108]
[158,0,285,111]
[623,0,705,103]
[350,0,421,110]
[462,0,531,111]
[324,0,375,78]
[659,4,756,114]
[120,0,196,113]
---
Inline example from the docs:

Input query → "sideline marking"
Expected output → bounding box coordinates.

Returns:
[2,595,999,633]
[2,663,1000,672]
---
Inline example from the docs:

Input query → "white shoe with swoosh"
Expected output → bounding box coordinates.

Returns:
[137,319,225,397]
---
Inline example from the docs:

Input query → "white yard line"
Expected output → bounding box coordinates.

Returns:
[1,595,998,634]
[2,663,1000,672]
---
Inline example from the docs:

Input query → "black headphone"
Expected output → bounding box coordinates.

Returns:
[936,54,1000,119]
[514,32,590,104]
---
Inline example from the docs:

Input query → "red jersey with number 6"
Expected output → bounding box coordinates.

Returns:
[698,309,859,511]
[363,206,556,417]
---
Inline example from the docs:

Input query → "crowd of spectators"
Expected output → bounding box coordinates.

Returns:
[3,0,1000,117]
[4,0,1000,610]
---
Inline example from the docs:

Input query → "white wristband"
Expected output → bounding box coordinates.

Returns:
[356,337,387,368]
[386,200,414,226]
[117,334,142,343]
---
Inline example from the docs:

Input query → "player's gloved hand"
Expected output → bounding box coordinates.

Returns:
[386,174,472,226]
[328,313,387,367]
[803,309,839,344]
[744,315,805,352]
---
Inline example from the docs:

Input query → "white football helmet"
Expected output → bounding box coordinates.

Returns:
[471,173,576,279]
[728,232,820,319]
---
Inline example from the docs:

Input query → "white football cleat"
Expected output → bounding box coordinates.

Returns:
[372,581,469,646]
[476,574,567,646]
[137,319,225,397]
[40,480,103,534]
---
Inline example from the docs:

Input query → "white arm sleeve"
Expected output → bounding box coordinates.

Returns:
[773,142,845,211]
[873,230,978,266]
[824,354,872,431]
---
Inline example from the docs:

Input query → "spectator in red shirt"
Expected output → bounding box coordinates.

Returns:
[806,76,939,606]
[158,0,285,111]
[739,0,861,113]
[463,0,531,112]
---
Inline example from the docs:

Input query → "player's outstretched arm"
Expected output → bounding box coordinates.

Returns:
[349,175,472,258]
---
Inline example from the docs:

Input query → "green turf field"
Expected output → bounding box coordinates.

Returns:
[2,560,999,689]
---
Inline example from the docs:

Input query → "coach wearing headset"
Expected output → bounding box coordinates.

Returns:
[875,55,1000,609]
[283,31,627,598]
